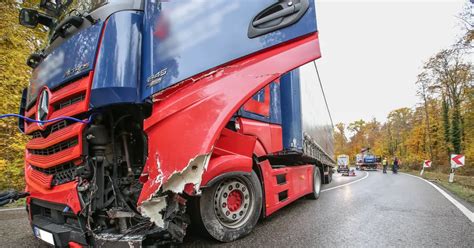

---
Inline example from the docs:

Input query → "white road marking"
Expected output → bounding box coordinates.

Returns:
[0,207,24,212]
[1,172,370,212]
[402,173,474,222]
[321,171,369,192]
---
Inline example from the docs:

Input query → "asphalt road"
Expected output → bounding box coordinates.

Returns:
[1,170,473,247]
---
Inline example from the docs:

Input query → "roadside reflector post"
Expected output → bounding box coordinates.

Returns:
[449,169,455,183]
[449,154,465,183]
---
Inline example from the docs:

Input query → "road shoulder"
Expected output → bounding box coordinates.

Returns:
[402,172,474,222]
[432,180,474,213]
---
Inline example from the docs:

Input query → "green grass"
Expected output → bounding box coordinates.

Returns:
[438,181,474,204]
[404,170,474,204]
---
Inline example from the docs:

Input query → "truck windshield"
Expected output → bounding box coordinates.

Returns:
[53,0,108,19]
[46,0,108,41]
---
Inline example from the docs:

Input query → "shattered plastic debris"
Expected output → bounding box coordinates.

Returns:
[153,153,164,186]
[139,197,168,228]
[162,154,210,193]
[94,233,144,248]
[139,154,210,228]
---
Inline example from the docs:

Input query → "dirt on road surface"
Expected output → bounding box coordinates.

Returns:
[1,171,472,247]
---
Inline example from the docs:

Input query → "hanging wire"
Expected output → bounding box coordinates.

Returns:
[313,60,334,128]
[0,113,94,125]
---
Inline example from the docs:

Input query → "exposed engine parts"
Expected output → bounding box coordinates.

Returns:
[74,106,189,245]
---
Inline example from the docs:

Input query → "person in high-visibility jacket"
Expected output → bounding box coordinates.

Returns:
[382,157,388,174]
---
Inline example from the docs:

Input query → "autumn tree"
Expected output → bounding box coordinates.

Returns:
[386,108,413,158]
[334,2,472,174]
[416,72,433,159]
[424,48,472,154]
[0,0,46,189]
[334,123,348,156]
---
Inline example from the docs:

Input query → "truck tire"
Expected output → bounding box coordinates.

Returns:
[324,167,332,184]
[306,167,321,200]
[196,171,262,242]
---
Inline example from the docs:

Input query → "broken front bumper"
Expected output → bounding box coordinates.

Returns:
[28,198,181,247]
[32,216,149,247]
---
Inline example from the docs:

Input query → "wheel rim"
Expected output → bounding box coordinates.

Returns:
[314,171,321,194]
[214,178,254,228]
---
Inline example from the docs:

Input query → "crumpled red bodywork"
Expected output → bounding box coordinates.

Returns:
[138,33,321,205]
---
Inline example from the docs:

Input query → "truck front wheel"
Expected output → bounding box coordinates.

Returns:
[306,167,322,200]
[197,171,262,242]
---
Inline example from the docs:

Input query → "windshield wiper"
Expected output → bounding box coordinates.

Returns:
[50,15,83,43]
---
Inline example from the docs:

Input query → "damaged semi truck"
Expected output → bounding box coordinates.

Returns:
[15,0,334,246]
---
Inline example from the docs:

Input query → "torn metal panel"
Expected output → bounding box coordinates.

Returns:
[139,154,209,228]
[134,34,321,244]
[139,196,167,228]
[162,154,210,193]
[138,193,189,243]
[138,34,321,207]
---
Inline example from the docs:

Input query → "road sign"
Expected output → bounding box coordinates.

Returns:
[420,160,432,176]
[423,160,432,168]
[450,154,465,169]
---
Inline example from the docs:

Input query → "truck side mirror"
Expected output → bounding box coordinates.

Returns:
[19,8,40,28]
[19,8,55,29]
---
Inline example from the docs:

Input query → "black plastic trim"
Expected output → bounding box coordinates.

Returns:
[201,171,251,188]
[276,174,286,185]
[248,0,310,38]
[278,190,288,202]
[18,88,28,133]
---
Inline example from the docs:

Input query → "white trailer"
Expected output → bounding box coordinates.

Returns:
[337,154,350,173]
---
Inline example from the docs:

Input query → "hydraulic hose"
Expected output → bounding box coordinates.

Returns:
[0,190,29,207]
[0,113,94,125]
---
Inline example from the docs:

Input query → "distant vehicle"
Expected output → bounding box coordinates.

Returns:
[355,148,381,170]
[342,168,356,177]
[337,154,350,173]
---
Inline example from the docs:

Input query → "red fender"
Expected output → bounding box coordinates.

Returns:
[201,154,253,187]
[201,128,256,187]
[138,33,321,205]
[253,139,268,157]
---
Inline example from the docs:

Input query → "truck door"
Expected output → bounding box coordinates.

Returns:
[237,82,282,153]
[141,0,318,100]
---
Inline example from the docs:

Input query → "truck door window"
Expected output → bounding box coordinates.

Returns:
[252,88,266,102]
[243,85,270,117]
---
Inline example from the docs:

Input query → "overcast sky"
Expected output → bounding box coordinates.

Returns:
[315,0,467,125]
